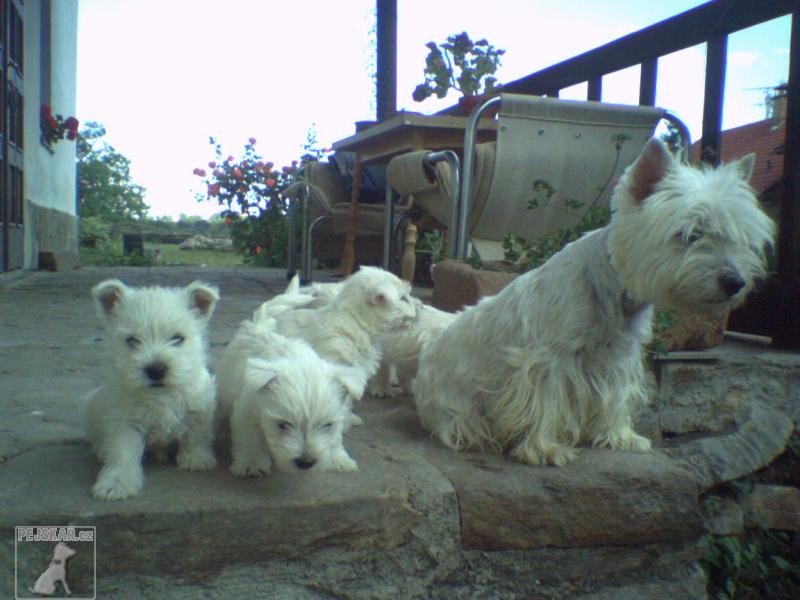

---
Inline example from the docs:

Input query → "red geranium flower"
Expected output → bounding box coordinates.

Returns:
[248,137,257,145]
[207,183,221,197]
[232,167,243,180]
[266,178,276,188]
[64,116,79,132]
[208,161,217,169]
[193,168,206,177]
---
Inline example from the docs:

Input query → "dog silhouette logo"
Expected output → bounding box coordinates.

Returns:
[28,541,76,596]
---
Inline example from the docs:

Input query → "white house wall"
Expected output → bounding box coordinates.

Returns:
[22,0,79,269]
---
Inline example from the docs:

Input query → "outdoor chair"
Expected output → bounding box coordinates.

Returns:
[284,160,408,282]
[386,93,691,262]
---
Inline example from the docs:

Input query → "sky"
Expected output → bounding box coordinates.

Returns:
[76,0,792,220]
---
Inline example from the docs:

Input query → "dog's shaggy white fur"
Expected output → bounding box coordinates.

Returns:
[254,266,420,390]
[86,280,219,500]
[414,138,774,466]
[218,319,366,475]
[370,304,456,397]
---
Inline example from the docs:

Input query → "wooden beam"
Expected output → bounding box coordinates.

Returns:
[587,76,602,102]
[376,0,397,122]
[773,8,800,349]
[639,58,657,106]
[700,33,727,165]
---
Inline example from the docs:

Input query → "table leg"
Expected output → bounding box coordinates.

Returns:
[400,220,417,282]
[340,156,362,277]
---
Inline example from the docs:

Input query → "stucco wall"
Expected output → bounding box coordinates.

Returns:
[22,0,79,268]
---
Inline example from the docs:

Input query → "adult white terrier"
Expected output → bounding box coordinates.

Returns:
[218,319,366,475]
[414,138,774,466]
[86,279,219,500]
[370,304,456,397]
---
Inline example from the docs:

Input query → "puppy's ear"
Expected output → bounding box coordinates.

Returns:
[334,366,368,401]
[185,281,219,319]
[626,137,673,204]
[369,290,387,306]
[284,274,300,294]
[92,279,127,319]
[732,153,756,182]
[243,357,279,394]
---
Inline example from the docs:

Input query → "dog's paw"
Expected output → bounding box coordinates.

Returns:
[330,451,358,472]
[511,444,577,467]
[177,447,217,471]
[92,464,144,501]
[613,431,652,452]
[347,412,364,427]
[369,383,396,398]
[230,457,272,478]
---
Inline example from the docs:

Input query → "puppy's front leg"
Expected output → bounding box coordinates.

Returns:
[229,405,272,477]
[328,444,358,472]
[177,408,217,471]
[92,426,146,500]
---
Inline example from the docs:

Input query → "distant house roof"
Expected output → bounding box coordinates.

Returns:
[691,117,785,195]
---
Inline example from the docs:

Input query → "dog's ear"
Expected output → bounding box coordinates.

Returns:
[92,279,127,319]
[185,281,219,319]
[334,366,368,401]
[243,357,279,393]
[627,137,673,204]
[732,153,756,182]
[368,288,388,307]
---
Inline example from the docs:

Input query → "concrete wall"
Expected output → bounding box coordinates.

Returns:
[22,0,79,269]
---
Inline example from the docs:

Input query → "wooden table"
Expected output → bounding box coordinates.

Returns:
[331,111,497,278]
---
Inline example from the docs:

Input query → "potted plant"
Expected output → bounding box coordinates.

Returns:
[412,32,504,114]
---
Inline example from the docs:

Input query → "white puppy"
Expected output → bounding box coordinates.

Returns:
[370,304,456,397]
[218,319,366,475]
[254,266,420,392]
[86,279,219,500]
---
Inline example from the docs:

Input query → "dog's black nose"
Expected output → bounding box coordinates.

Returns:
[294,457,316,470]
[144,362,168,382]
[720,273,745,298]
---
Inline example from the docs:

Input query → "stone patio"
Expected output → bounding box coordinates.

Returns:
[1,266,797,599]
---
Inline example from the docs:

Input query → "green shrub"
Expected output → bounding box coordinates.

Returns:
[79,216,111,248]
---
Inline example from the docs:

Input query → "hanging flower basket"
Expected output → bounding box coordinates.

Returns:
[40,104,79,154]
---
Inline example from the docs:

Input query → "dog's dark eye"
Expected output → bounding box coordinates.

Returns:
[675,230,702,245]
[171,334,185,346]
[321,422,333,430]
[686,231,702,244]
[277,420,292,432]
[125,336,141,349]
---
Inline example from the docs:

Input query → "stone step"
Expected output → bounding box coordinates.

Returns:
[2,398,707,598]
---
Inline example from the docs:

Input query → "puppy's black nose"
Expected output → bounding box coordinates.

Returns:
[720,273,745,298]
[294,457,316,470]
[144,362,168,382]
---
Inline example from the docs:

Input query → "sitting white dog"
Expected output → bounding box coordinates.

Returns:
[414,139,774,466]
[85,279,220,500]
[218,319,367,475]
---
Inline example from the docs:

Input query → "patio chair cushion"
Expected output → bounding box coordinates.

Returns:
[386,143,496,231]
